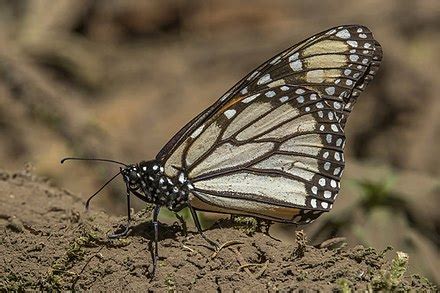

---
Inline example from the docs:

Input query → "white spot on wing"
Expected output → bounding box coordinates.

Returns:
[288,52,299,62]
[178,173,185,183]
[257,73,272,85]
[290,60,303,71]
[336,138,343,146]
[224,109,236,119]
[247,70,259,81]
[280,96,289,103]
[220,92,230,102]
[347,40,358,47]
[350,54,359,62]
[326,134,333,144]
[242,93,260,103]
[336,29,351,39]
[191,124,205,138]
[265,91,276,98]
[325,87,335,95]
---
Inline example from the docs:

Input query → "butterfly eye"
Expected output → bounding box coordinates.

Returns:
[127,170,136,179]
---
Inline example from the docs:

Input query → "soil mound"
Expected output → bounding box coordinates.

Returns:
[0,169,435,291]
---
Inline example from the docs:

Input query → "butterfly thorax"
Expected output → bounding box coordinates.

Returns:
[121,160,193,212]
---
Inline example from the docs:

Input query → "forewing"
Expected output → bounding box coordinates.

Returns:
[157,24,382,163]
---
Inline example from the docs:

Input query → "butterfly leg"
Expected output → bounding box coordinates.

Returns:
[150,205,161,276]
[188,204,219,249]
[174,212,187,236]
[108,189,131,238]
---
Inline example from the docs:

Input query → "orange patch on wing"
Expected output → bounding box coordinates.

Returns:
[207,95,245,122]
[219,96,245,113]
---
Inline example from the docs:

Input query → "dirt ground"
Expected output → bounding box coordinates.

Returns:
[0,168,435,291]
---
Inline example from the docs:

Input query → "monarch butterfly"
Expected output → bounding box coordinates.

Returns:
[62,24,382,275]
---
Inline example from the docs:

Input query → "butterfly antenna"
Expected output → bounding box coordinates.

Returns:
[61,157,128,167]
[85,171,122,210]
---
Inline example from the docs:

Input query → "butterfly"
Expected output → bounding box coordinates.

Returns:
[62,24,382,276]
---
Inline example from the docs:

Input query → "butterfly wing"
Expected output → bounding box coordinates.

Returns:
[156,25,382,224]
[187,85,345,223]
[157,24,382,162]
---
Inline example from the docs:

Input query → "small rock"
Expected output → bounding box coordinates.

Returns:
[7,218,24,233]
[0,171,10,180]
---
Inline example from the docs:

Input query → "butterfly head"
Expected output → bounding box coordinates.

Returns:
[121,164,142,189]
[121,161,161,190]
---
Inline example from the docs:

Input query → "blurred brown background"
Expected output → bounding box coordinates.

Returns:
[0,0,438,284]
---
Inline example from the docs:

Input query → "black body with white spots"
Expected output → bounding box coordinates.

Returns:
[115,160,212,277]
[121,160,193,212]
